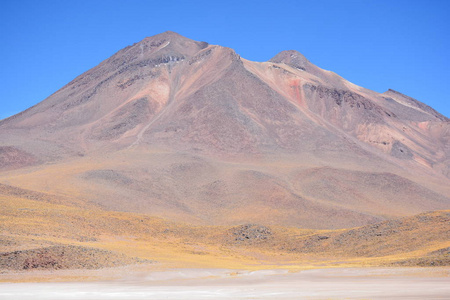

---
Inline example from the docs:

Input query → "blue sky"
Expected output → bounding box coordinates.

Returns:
[1,0,449,119]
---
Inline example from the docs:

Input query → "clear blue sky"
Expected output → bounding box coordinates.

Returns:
[1,0,449,119]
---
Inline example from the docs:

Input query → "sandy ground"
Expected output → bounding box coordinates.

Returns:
[0,267,449,299]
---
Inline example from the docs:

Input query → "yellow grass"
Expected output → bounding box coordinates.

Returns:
[1,190,449,277]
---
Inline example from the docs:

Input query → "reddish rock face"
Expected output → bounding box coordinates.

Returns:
[0,146,37,170]
[0,31,448,228]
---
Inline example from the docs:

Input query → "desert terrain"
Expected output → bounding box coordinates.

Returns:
[0,31,449,298]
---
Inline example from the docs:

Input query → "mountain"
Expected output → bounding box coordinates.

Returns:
[0,31,449,229]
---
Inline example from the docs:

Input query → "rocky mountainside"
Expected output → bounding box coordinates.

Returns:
[0,31,448,228]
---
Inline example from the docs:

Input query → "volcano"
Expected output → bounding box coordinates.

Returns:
[0,31,449,229]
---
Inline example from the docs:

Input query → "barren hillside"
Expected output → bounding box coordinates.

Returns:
[0,32,449,276]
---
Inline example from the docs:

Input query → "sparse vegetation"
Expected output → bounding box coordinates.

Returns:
[0,185,448,280]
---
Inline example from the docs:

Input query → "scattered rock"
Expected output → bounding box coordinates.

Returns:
[390,140,413,159]
[0,245,149,270]
[390,256,450,267]
[230,224,272,243]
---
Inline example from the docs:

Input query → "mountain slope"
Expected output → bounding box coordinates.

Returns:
[0,31,448,228]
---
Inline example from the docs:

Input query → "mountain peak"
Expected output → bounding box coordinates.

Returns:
[269,50,309,70]
[139,31,209,58]
[145,31,185,41]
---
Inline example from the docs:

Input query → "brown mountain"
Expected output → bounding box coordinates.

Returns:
[0,31,449,229]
